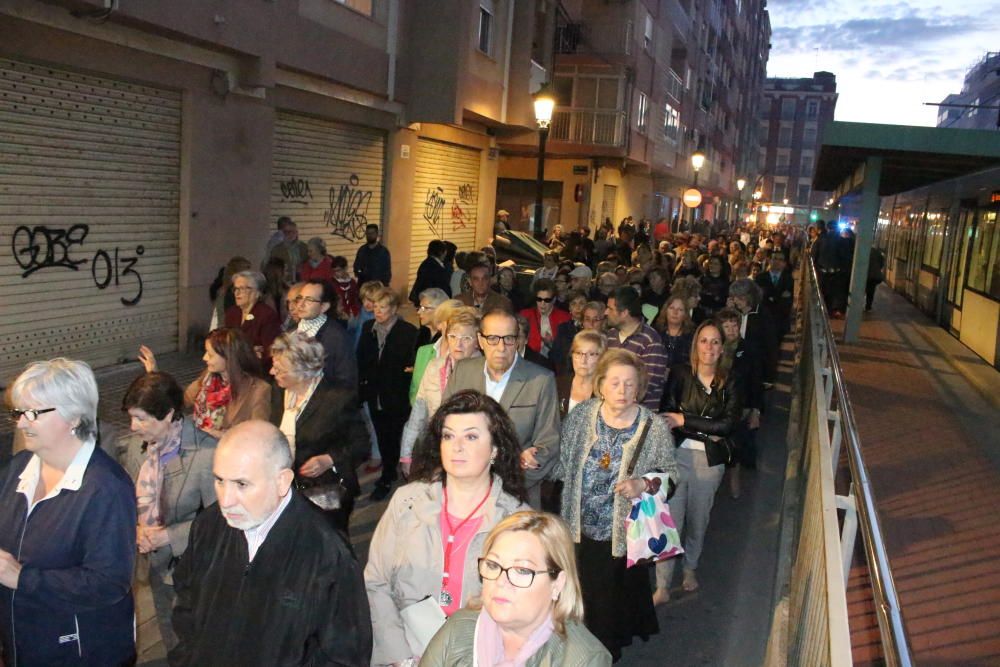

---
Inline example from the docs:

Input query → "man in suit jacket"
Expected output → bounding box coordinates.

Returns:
[755,250,794,338]
[459,262,512,313]
[408,239,452,305]
[445,309,560,509]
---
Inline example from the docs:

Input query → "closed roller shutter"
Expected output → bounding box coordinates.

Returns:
[271,112,385,271]
[410,138,480,291]
[0,57,181,383]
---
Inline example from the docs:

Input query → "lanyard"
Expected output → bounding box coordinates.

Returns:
[439,481,492,606]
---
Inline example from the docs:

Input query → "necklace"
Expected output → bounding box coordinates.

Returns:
[440,480,492,607]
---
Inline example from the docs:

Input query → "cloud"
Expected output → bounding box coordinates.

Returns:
[772,15,979,54]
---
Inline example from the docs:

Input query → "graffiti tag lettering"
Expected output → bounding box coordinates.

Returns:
[423,187,446,237]
[451,183,475,231]
[279,177,313,204]
[11,224,145,306]
[458,183,475,202]
[324,174,373,241]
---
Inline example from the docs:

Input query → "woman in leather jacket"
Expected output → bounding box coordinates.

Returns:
[656,320,743,603]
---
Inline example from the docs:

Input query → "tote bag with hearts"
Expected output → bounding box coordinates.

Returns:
[621,418,683,568]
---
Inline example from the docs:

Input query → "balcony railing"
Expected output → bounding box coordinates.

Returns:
[549,108,626,147]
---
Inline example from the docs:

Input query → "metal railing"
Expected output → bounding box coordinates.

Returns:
[771,259,914,666]
[549,108,627,147]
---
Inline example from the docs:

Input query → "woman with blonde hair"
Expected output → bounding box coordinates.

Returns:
[410,297,464,404]
[421,511,611,666]
[556,330,606,418]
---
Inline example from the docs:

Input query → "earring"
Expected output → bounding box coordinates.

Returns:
[489,455,497,465]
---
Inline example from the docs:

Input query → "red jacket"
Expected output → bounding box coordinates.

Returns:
[519,306,571,354]
[299,256,335,284]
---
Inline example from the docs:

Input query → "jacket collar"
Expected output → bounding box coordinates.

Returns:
[412,476,518,534]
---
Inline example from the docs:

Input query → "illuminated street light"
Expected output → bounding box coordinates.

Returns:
[532,87,556,235]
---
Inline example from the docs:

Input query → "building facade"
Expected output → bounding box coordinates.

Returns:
[936,52,1000,131]
[0,0,551,381]
[758,71,838,219]
[496,0,771,234]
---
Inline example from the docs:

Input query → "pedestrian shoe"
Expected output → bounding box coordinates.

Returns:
[370,484,392,502]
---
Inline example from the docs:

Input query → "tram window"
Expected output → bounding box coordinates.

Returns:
[967,210,997,297]
[922,211,946,270]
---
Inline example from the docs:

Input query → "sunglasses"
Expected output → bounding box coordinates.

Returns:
[536,297,554,303]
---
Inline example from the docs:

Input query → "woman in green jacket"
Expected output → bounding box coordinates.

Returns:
[421,511,611,667]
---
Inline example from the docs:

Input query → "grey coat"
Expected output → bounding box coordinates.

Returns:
[119,417,218,572]
[364,478,528,666]
[557,399,677,557]
[445,356,561,484]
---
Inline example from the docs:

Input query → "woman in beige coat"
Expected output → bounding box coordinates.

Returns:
[365,391,529,666]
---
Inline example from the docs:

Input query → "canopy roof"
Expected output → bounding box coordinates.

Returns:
[813,121,1000,196]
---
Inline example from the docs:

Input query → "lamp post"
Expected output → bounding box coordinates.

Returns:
[688,150,705,231]
[533,87,555,238]
[736,177,746,226]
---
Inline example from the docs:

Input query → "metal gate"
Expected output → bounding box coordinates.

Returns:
[0,57,181,383]
[409,138,480,290]
[271,112,386,264]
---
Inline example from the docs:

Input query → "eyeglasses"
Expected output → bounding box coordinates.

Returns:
[480,334,518,347]
[293,296,322,305]
[232,286,257,293]
[417,305,434,312]
[536,297,554,303]
[447,334,475,346]
[10,408,57,423]
[478,558,559,588]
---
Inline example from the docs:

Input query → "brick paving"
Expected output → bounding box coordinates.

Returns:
[835,285,1000,665]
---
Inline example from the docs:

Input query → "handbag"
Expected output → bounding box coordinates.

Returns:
[297,475,347,511]
[399,595,447,653]
[623,419,683,568]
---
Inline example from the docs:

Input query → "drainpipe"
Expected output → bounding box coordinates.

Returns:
[500,0,516,122]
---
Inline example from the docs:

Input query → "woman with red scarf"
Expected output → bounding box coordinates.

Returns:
[138,328,271,439]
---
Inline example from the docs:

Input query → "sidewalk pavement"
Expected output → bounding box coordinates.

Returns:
[835,285,1000,665]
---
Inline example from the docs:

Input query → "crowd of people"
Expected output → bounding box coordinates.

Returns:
[1,213,828,666]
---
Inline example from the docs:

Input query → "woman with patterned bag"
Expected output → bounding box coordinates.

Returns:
[557,349,677,662]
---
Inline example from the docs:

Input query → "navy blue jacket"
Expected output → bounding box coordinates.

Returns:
[0,446,136,666]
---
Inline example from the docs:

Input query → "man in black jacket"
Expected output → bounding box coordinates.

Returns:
[408,239,452,305]
[755,250,794,338]
[353,224,392,286]
[293,280,358,390]
[169,421,372,667]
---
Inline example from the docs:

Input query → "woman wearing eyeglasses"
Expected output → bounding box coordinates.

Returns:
[409,295,461,405]
[0,359,137,666]
[365,391,528,667]
[400,307,481,477]
[421,511,611,667]
[223,270,282,372]
[520,279,571,366]
[556,331,606,419]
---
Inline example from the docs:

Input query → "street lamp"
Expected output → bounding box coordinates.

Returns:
[533,87,556,237]
[687,150,705,231]
[736,177,746,224]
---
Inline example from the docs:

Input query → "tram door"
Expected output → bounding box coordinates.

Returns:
[946,208,976,311]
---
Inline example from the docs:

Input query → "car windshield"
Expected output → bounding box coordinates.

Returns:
[504,230,550,256]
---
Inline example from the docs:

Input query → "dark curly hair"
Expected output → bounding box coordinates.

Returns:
[410,390,527,503]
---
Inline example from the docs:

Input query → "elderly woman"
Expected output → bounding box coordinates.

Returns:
[558,349,676,660]
[520,278,571,363]
[728,278,778,384]
[119,371,218,650]
[549,290,588,375]
[401,307,481,476]
[269,332,368,532]
[669,274,706,325]
[658,320,743,600]
[0,359,136,665]
[138,328,270,439]
[365,390,529,666]
[359,286,419,501]
[224,269,282,371]
[410,299,464,405]
[414,287,452,351]
[556,330,606,419]
[421,512,611,666]
[209,255,251,331]
[299,237,334,283]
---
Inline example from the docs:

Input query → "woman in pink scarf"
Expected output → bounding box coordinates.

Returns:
[420,512,610,667]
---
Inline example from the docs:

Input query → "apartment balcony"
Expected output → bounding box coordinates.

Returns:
[549,108,627,147]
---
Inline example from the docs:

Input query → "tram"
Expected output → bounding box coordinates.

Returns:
[869,166,1000,368]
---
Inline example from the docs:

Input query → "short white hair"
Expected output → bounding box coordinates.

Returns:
[232,270,266,291]
[10,358,99,440]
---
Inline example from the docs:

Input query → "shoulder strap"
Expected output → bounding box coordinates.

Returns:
[625,417,654,477]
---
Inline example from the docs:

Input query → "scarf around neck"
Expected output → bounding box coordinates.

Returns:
[136,419,184,527]
[193,373,232,431]
[474,608,555,667]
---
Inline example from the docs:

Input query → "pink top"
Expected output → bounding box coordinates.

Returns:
[439,511,484,616]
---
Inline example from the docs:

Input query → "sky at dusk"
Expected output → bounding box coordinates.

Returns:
[765,0,1000,127]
